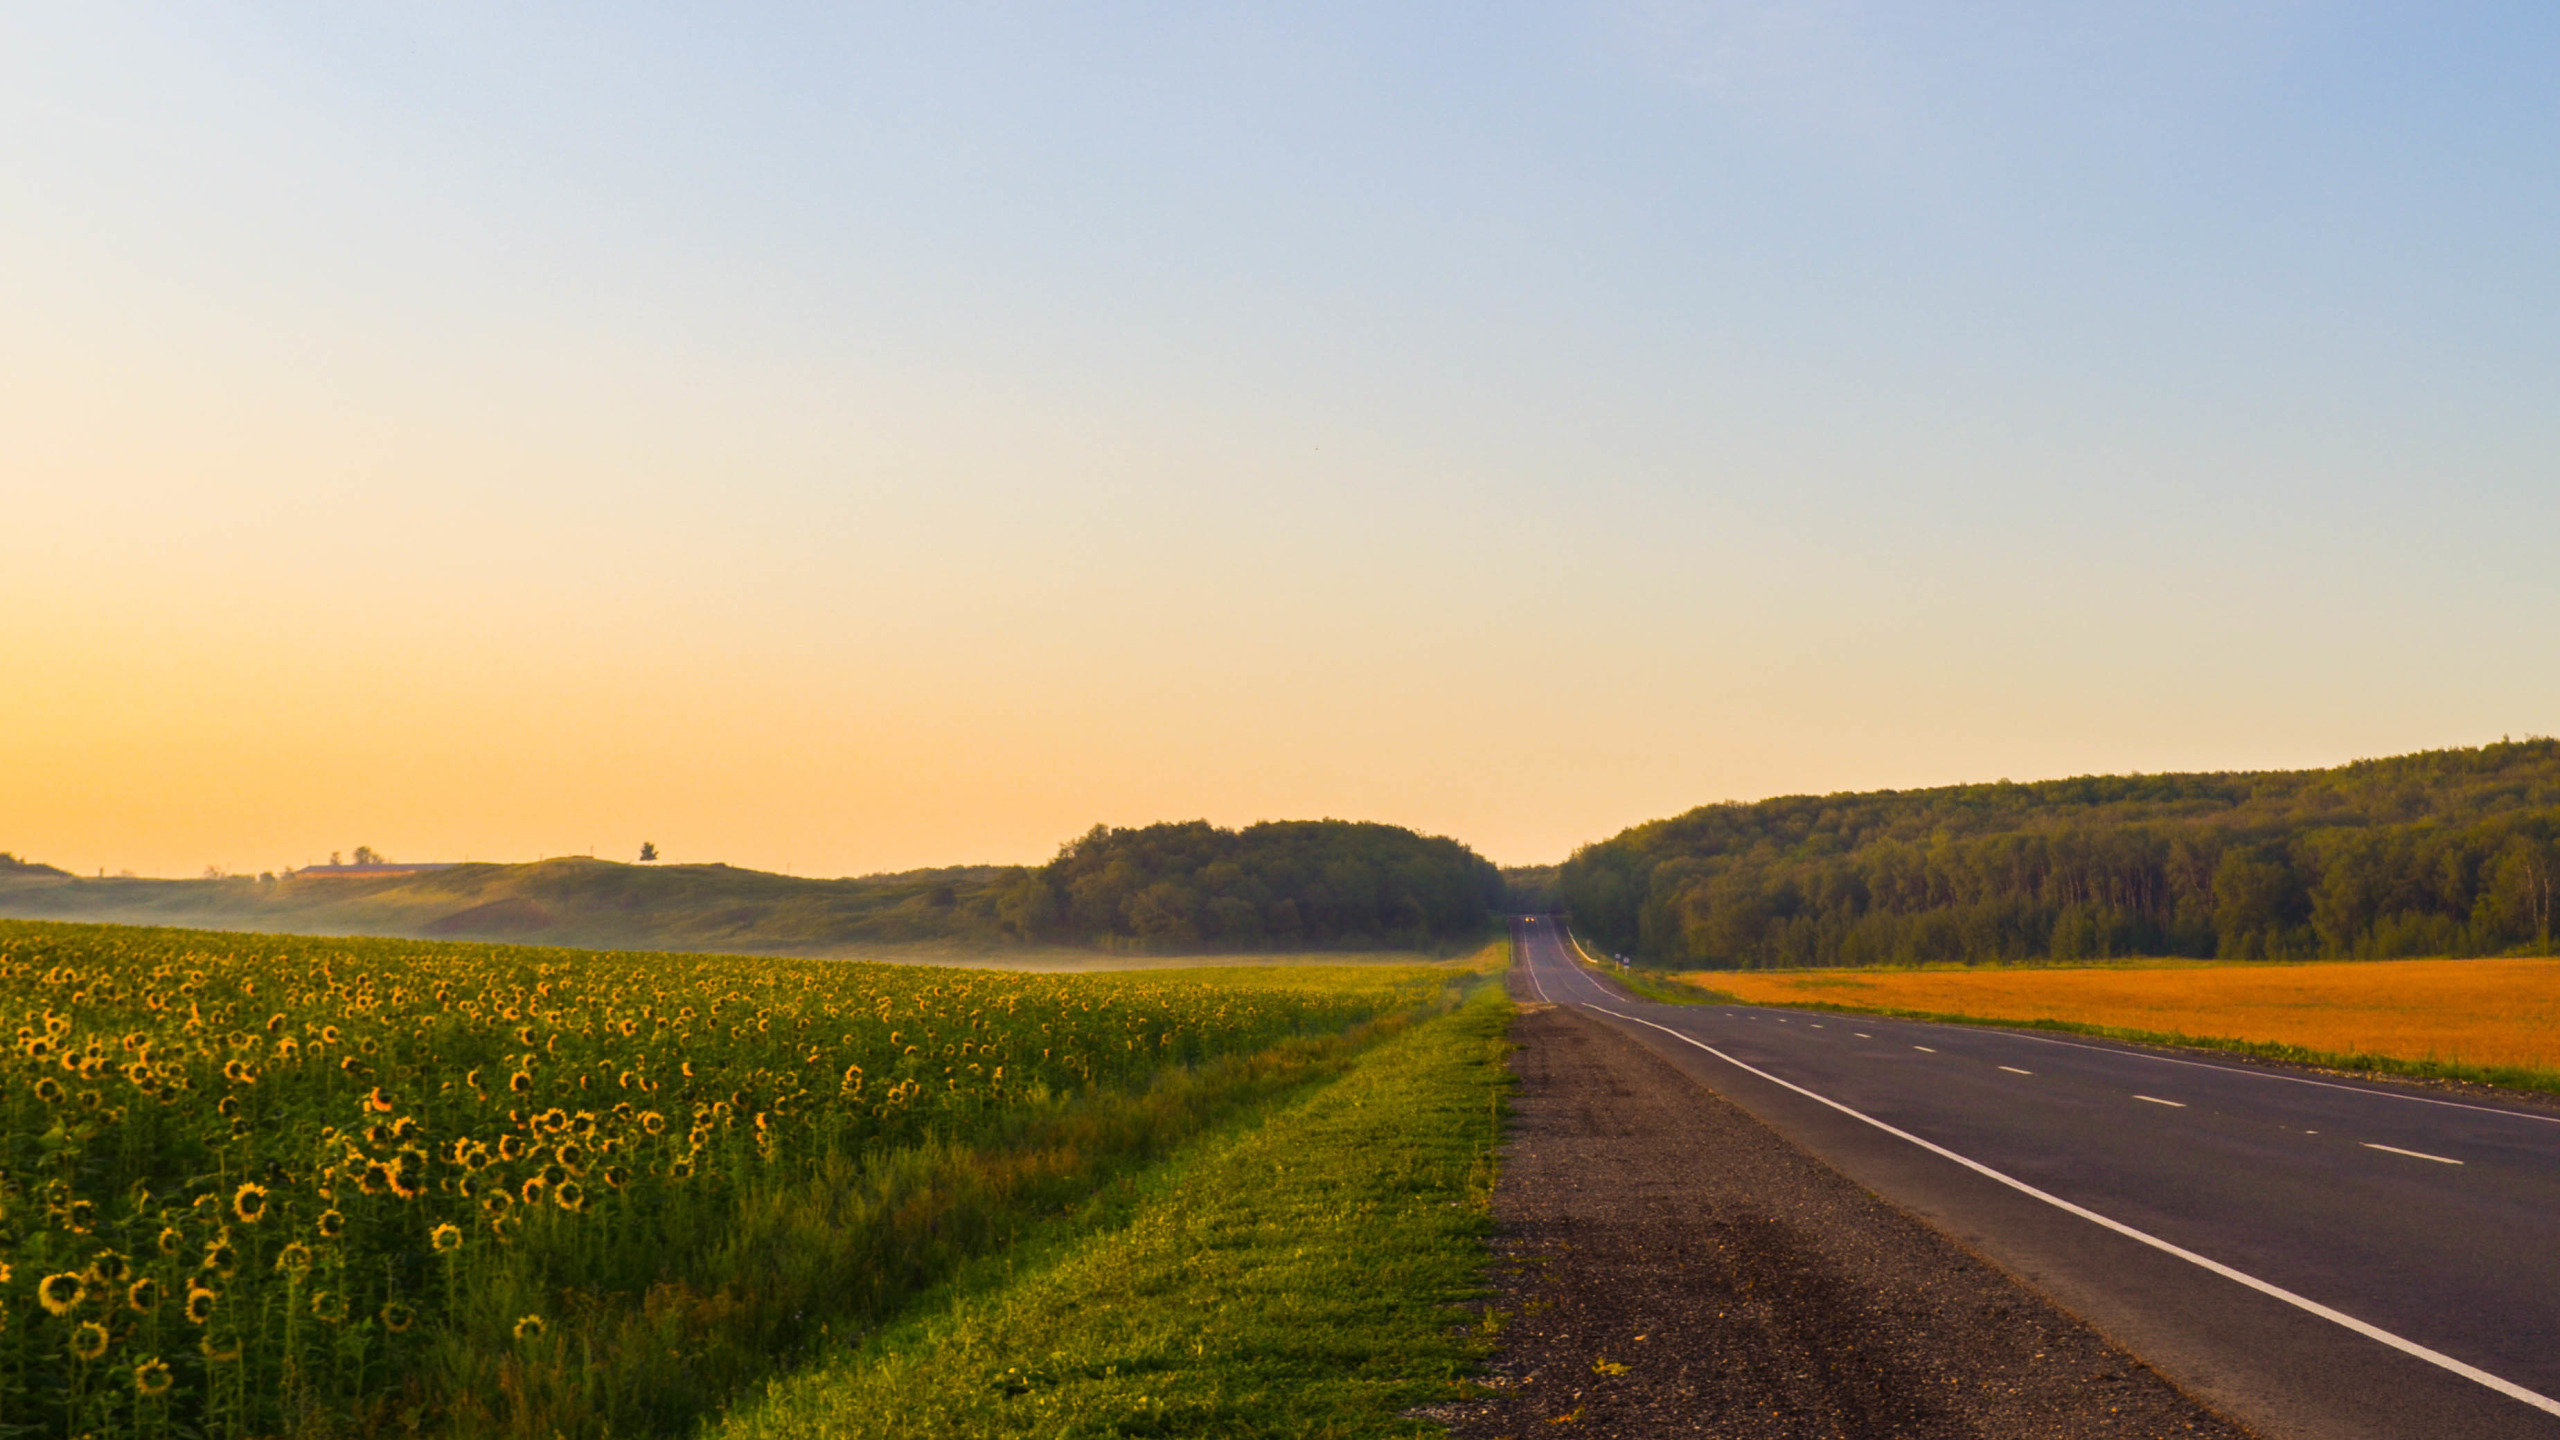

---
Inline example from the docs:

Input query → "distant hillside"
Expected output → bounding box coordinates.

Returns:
[1564,740,2560,969]
[0,818,1504,957]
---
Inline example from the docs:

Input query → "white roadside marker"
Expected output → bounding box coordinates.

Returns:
[1999,1066,2033,1075]
[2364,1143,2463,1166]
[1569,997,2560,1420]
[2134,1096,2185,1107]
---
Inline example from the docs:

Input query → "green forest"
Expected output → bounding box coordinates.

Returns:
[1562,740,2560,969]
[1005,818,1505,949]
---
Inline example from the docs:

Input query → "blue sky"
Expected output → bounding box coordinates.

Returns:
[4,3,2556,874]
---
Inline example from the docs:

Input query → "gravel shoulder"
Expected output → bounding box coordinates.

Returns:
[1442,1000,2258,1439]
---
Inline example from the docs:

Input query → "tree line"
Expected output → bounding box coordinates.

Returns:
[989,819,1505,950]
[1562,739,2560,969]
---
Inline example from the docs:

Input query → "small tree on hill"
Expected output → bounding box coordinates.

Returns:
[639,842,658,863]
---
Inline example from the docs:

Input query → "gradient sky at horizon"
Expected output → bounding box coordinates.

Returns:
[6,3,2558,879]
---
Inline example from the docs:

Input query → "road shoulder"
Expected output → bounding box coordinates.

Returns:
[1445,1000,2256,1439]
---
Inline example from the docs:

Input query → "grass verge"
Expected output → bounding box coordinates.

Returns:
[707,983,1516,1440]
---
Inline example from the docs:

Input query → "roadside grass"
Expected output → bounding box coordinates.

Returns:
[1668,957,2560,1097]
[708,982,1517,1440]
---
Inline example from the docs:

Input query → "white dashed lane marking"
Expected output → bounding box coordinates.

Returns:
[1999,1066,2033,1075]
[2135,1096,2186,1108]
[2364,1143,2463,1166]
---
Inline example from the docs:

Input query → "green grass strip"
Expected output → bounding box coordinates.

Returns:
[708,984,1516,1440]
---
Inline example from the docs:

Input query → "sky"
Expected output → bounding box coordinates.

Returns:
[5,3,2557,879]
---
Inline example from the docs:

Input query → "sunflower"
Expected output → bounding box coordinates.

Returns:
[601,1165,628,1190]
[508,1071,532,1094]
[498,1135,527,1162]
[310,1290,348,1323]
[535,1107,568,1133]
[70,1321,110,1361]
[668,1157,694,1181]
[639,1110,666,1135]
[92,1251,131,1285]
[387,1154,426,1200]
[539,1164,567,1190]
[156,1226,183,1257]
[481,1190,513,1218]
[64,1198,95,1232]
[232,1182,268,1224]
[316,1208,346,1239]
[184,1284,217,1325]
[365,1086,393,1113]
[201,1241,237,1277]
[32,1077,63,1104]
[357,1162,391,1197]
[519,1177,547,1205]
[199,1335,240,1363]
[430,1223,463,1254]
[133,1356,173,1396]
[512,1314,546,1342]
[274,1242,313,1277]
[390,1115,420,1142]
[552,1181,586,1213]
[38,1273,86,1317]
[127,1278,161,1313]
[555,1142,587,1172]
[221,1059,252,1084]
[380,1300,415,1333]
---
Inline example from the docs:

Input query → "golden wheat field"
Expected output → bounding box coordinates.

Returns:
[1688,957,2560,1073]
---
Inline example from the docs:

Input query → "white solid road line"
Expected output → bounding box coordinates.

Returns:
[1518,950,2560,1421]
[2134,1095,2186,1107]
[2364,1143,2464,1166]
[1999,1066,2033,1075]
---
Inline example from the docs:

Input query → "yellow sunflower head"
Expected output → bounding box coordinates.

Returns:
[38,1273,86,1317]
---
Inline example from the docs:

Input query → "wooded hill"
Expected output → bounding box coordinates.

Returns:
[0,819,1503,957]
[1563,740,2560,969]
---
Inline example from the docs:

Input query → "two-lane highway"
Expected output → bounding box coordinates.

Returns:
[1513,918,2560,1440]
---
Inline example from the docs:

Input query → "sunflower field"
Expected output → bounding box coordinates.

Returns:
[0,919,1449,1439]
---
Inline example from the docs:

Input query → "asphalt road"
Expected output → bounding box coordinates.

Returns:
[1513,918,2560,1440]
